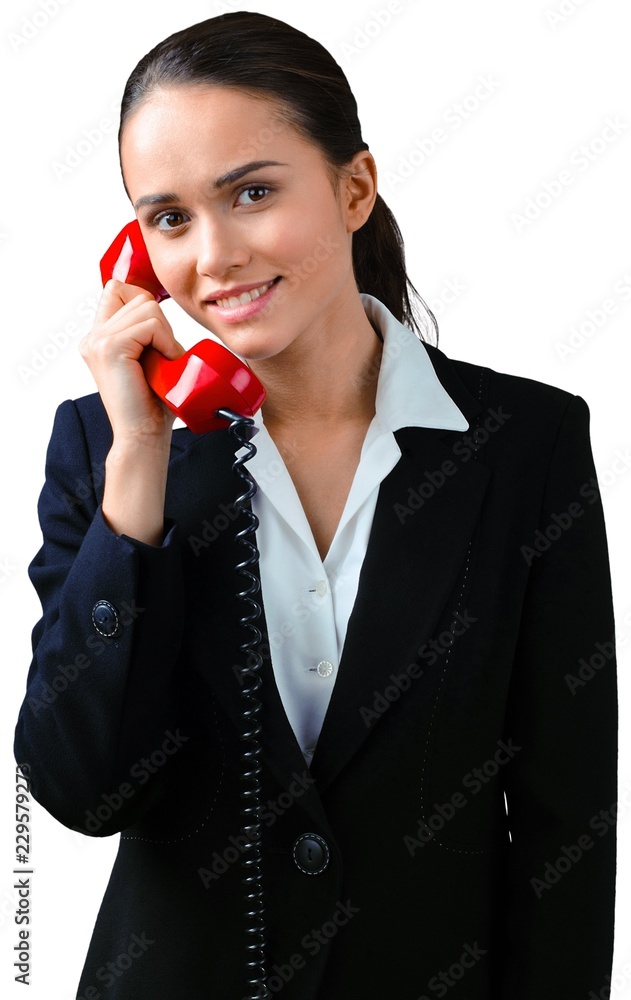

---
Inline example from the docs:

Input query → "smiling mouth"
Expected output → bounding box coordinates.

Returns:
[211,276,281,309]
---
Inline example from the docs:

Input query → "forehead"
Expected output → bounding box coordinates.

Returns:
[120,85,304,186]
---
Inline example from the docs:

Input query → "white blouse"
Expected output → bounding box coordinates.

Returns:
[236,293,469,765]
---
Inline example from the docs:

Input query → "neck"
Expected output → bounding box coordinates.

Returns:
[248,292,383,432]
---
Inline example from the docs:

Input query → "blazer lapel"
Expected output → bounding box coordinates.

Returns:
[309,348,491,791]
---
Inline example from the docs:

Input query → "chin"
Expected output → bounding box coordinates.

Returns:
[213,327,294,359]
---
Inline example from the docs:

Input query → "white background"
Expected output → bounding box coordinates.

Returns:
[1,0,630,996]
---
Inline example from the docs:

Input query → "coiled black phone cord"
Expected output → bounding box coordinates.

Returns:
[215,408,271,1000]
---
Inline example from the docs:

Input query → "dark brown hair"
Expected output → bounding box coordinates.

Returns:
[119,11,437,342]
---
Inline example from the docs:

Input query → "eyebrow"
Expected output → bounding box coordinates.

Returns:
[133,160,289,210]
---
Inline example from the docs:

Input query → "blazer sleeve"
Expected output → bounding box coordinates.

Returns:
[500,393,618,998]
[14,399,188,836]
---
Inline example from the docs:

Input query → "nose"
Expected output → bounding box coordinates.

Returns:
[194,214,250,279]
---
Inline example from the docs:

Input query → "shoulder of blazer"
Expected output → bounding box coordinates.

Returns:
[421,340,587,433]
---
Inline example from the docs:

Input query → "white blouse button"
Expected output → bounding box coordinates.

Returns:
[316,660,334,678]
[315,579,328,598]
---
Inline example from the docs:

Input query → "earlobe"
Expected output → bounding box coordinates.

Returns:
[344,150,378,233]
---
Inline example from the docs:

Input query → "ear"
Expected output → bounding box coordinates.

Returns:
[341,150,378,233]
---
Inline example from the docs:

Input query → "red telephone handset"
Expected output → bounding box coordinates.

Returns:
[99,221,265,433]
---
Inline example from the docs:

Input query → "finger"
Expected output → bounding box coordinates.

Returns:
[88,313,182,366]
[93,279,155,326]
[116,316,182,361]
[102,300,187,361]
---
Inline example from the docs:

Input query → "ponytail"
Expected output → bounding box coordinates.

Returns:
[353,194,438,341]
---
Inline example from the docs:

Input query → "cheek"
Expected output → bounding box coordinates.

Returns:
[151,244,197,297]
[267,201,346,281]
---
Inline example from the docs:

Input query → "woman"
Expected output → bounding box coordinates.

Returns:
[14,11,617,999]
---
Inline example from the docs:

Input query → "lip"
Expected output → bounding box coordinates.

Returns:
[204,276,282,323]
[205,277,279,301]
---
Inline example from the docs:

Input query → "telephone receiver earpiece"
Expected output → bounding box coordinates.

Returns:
[99,219,171,303]
[99,220,266,433]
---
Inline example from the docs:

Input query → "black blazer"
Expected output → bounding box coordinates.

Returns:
[14,342,618,999]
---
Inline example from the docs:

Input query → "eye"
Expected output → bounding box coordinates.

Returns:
[235,185,272,206]
[153,211,188,232]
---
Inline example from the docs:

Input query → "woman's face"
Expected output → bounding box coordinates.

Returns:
[120,85,375,362]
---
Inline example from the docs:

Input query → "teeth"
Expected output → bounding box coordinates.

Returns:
[216,279,275,309]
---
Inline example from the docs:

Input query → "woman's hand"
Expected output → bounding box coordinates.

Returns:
[79,278,186,543]
[79,278,185,448]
